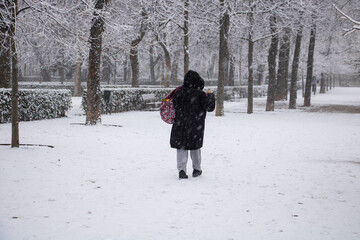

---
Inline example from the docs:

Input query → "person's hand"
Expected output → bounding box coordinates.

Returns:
[205,90,212,95]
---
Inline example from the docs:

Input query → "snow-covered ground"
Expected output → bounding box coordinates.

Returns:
[1,87,359,240]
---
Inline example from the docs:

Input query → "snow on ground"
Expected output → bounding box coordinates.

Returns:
[0,87,359,240]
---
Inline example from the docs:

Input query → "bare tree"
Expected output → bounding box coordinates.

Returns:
[266,12,278,112]
[215,0,230,116]
[183,0,189,74]
[73,57,83,97]
[275,27,291,101]
[289,22,303,109]
[130,8,147,87]
[0,1,11,88]
[86,0,109,125]
[304,22,316,107]
[10,0,19,147]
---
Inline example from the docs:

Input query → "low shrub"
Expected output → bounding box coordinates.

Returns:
[0,88,72,123]
[81,86,269,114]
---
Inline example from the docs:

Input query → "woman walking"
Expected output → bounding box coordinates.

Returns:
[170,70,215,179]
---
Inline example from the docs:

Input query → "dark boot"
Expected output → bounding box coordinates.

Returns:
[192,169,202,177]
[179,170,188,179]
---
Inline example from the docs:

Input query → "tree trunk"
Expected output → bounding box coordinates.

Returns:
[0,1,11,88]
[289,24,303,109]
[326,74,329,91]
[73,57,83,97]
[123,58,128,83]
[158,41,171,87]
[304,24,316,107]
[228,55,235,86]
[266,13,278,112]
[113,60,117,84]
[257,64,265,85]
[130,9,147,88]
[86,0,107,125]
[216,0,229,116]
[247,38,254,114]
[40,67,51,82]
[149,45,156,82]
[59,49,65,84]
[207,53,217,79]
[10,0,19,147]
[0,39,11,88]
[130,45,140,87]
[0,40,11,88]
[246,1,255,114]
[183,0,189,74]
[275,27,291,101]
[171,50,180,85]
[238,45,242,85]
[33,43,51,83]
[102,55,111,84]
[164,51,171,87]
[320,72,325,93]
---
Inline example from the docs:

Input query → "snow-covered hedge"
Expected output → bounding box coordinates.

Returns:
[82,88,172,114]
[205,85,268,100]
[0,89,72,123]
[81,86,269,114]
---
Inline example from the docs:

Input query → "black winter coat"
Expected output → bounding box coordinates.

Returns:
[170,70,215,150]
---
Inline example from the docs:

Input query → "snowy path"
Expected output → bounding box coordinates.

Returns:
[0,87,360,240]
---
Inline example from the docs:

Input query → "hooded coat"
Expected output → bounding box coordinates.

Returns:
[170,70,215,150]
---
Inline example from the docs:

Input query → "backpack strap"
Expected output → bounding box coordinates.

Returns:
[167,86,181,100]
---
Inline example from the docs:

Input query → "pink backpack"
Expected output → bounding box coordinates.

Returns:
[160,87,180,124]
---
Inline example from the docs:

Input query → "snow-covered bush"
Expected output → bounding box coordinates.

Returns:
[82,88,173,114]
[81,86,271,114]
[205,85,268,100]
[0,89,72,123]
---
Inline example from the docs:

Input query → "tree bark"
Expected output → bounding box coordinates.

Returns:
[289,24,303,109]
[183,0,189,75]
[10,0,19,147]
[59,49,65,84]
[73,57,83,97]
[130,45,140,87]
[0,37,11,88]
[207,53,217,79]
[149,45,156,82]
[266,13,278,112]
[216,0,229,116]
[304,24,316,107]
[113,60,117,84]
[275,27,291,101]
[123,58,128,83]
[0,1,11,88]
[320,72,325,93]
[86,0,107,125]
[256,64,265,85]
[102,55,111,84]
[158,41,171,88]
[33,42,51,83]
[238,46,242,85]
[246,1,255,114]
[228,55,235,86]
[40,67,51,82]
[171,50,180,85]
[130,9,147,88]
[247,37,254,114]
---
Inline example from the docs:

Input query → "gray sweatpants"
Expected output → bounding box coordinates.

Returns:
[177,149,201,173]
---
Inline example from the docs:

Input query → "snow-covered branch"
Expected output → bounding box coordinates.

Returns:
[333,3,360,36]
